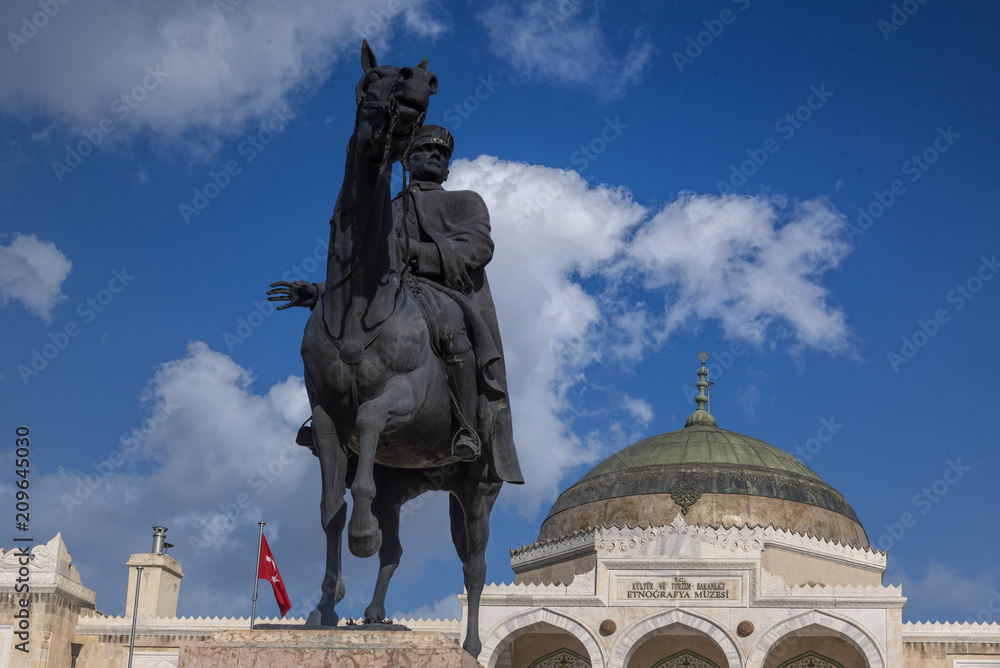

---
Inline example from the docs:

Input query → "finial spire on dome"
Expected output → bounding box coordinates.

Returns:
[685,349,718,428]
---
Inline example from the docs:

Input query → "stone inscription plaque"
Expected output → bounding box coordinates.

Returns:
[612,575,743,605]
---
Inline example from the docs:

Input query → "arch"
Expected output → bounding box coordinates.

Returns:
[746,610,885,668]
[608,609,742,668]
[480,608,605,668]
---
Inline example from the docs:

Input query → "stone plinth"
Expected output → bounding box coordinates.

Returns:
[178,628,483,667]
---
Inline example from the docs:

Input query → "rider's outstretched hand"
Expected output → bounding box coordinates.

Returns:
[268,280,319,310]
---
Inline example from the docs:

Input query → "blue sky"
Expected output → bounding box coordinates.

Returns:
[1,0,998,624]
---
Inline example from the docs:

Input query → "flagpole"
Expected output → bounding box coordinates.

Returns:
[127,565,143,668]
[250,521,265,630]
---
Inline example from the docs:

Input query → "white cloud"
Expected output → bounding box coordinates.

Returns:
[0,233,71,322]
[889,559,999,623]
[477,0,654,96]
[449,157,646,515]
[625,194,853,354]
[0,0,443,147]
[15,341,316,615]
[449,156,853,515]
[393,593,462,621]
[622,395,653,425]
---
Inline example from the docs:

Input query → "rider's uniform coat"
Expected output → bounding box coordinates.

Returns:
[392,180,524,485]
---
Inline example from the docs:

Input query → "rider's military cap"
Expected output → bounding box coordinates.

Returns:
[409,125,454,156]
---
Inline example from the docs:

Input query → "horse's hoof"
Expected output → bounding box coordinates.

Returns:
[463,636,482,658]
[306,608,339,627]
[364,604,386,623]
[349,528,382,558]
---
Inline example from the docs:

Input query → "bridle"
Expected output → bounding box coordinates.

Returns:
[326,95,409,292]
[318,84,422,374]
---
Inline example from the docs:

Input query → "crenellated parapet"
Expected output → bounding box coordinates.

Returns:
[755,569,905,608]
[903,620,1000,644]
[761,523,886,571]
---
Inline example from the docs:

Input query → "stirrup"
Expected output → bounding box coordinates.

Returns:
[296,418,318,457]
[451,428,481,462]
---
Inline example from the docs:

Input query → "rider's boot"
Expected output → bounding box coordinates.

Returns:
[446,349,481,462]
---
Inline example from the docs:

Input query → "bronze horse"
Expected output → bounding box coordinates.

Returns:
[274,41,503,657]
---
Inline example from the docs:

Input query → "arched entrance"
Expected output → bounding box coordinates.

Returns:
[480,609,604,668]
[609,610,742,668]
[747,612,884,668]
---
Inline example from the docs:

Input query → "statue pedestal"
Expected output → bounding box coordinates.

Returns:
[178,628,483,667]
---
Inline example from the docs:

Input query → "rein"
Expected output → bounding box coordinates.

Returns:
[318,95,418,377]
[326,98,403,292]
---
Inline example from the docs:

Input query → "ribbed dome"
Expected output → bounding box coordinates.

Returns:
[538,424,869,548]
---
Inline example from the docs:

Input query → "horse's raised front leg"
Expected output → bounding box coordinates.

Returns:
[306,403,348,627]
[363,467,425,623]
[452,480,502,658]
[349,378,413,558]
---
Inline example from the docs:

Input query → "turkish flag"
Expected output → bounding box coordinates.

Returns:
[258,534,291,617]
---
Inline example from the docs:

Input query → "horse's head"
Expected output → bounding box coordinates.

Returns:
[354,39,438,163]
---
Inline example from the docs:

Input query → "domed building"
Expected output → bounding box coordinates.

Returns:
[469,356,1000,668]
[538,418,868,550]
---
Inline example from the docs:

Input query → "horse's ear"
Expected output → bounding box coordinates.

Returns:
[416,56,428,70]
[361,39,377,73]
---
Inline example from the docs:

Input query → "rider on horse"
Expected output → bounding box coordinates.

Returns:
[271,125,523,485]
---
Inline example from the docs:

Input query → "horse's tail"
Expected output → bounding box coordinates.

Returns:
[449,494,469,564]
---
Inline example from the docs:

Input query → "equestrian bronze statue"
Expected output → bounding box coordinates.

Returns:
[267,40,522,658]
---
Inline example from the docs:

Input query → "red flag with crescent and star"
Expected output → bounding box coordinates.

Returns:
[257,534,291,617]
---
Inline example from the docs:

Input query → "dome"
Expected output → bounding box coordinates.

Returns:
[538,356,870,548]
